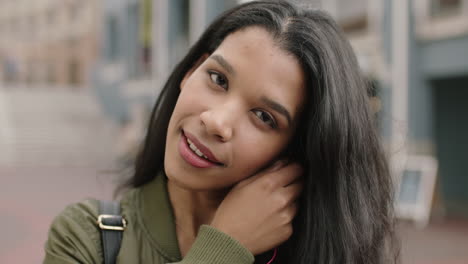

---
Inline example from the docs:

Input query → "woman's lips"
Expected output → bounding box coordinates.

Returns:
[183,131,222,164]
[178,131,222,168]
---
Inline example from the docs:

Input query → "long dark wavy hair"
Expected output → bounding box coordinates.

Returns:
[122,1,398,263]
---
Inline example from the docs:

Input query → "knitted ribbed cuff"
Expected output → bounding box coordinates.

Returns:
[179,225,254,264]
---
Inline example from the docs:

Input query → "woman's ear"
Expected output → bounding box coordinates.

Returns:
[180,53,209,90]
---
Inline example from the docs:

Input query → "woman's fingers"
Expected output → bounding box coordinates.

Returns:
[234,160,288,188]
[265,162,303,189]
[279,181,303,203]
[212,161,303,255]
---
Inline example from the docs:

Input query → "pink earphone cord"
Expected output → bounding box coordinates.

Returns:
[266,248,278,264]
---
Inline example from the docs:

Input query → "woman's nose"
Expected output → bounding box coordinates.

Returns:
[200,108,234,142]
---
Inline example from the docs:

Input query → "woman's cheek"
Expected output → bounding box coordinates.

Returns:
[178,86,208,112]
[235,139,280,173]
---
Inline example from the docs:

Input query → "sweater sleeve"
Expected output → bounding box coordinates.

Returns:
[168,225,254,264]
[43,199,102,264]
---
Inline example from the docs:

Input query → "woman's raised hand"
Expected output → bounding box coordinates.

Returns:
[210,162,303,255]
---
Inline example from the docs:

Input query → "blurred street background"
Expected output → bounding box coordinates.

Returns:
[0,0,467,263]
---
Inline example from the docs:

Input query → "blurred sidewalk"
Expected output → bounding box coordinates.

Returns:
[398,219,468,264]
[0,86,118,167]
[0,86,120,263]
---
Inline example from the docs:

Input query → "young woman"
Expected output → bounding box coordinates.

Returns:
[44,1,398,263]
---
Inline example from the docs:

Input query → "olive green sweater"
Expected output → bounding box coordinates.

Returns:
[43,176,255,264]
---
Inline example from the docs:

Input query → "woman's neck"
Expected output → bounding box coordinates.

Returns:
[167,178,229,256]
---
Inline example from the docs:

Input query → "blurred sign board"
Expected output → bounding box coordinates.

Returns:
[395,155,438,228]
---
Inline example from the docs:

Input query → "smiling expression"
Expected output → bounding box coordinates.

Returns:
[164,26,306,191]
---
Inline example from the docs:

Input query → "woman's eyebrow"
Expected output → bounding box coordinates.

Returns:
[261,96,292,126]
[210,54,236,76]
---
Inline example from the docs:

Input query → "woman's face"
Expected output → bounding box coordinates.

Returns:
[164,27,305,191]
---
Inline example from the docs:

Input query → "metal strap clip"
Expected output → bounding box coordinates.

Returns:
[97,214,127,231]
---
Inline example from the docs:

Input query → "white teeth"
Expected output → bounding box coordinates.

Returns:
[186,137,209,159]
[189,141,197,151]
[195,149,204,157]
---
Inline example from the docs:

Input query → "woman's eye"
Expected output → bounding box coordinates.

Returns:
[209,71,228,89]
[253,110,277,128]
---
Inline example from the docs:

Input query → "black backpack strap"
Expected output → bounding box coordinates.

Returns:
[97,200,126,264]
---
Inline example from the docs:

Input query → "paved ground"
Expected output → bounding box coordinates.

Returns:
[0,87,120,263]
[0,166,117,263]
[0,88,118,167]
[399,220,468,264]
[0,87,467,263]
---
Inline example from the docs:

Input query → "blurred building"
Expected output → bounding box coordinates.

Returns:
[93,0,240,122]
[319,0,468,220]
[0,0,100,88]
[408,0,468,218]
[93,0,468,220]
[92,0,240,158]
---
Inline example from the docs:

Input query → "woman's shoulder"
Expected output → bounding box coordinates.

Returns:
[43,187,141,264]
[58,198,100,219]
[49,199,101,235]
[43,199,103,263]
[48,188,140,232]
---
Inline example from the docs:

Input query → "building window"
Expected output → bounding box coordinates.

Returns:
[47,9,56,26]
[138,0,152,77]
[206,0,237,25]
[69,59,81,86]
[340,16,368,33]
[3,57,19,83]
[26,61,34,84]
[10,17,17,36]
[168,0,189,68]
[68,37,78,49]
[69,2,81,22]
[106,16,120,61]
[28,15,36,39]
[431,0,462,17]
[336,0,368,34]
[47,62,56,84]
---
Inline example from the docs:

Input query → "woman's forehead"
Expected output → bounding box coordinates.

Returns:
[208,27,306,121]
